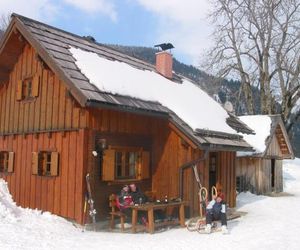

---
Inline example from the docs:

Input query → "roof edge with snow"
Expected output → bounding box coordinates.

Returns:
[0,13,253,152]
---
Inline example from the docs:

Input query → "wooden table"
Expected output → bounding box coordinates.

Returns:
[129,201,186,234]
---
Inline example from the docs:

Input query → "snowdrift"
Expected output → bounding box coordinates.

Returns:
[0,179,22,221]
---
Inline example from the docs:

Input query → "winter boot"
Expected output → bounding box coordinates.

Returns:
[221,225,228,234]
[204,224,212,234]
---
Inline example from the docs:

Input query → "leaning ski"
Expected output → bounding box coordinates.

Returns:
[86,173,97,230]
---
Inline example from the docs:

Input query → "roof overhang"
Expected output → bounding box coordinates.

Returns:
[0,13,255,154]
[86,99,169,119]
[0,18,26,83]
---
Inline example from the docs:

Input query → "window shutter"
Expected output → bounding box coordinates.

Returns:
[51,152,59,176]
[16,80,23,100]
[7,152,14,173]
[139,151,150,180]
[102,149,115,181]
[32,75,40,97]
[32,152,39,175]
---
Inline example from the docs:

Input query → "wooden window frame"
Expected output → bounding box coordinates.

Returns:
[32,151,59,177]
[0,151,14,173]
[17,75,40,101]
[102,146,150,182]
[114,148,141,180]
[23,78,33,99]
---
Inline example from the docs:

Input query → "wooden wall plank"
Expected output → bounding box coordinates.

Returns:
[57,82,66,128]
[46,73,54,130]
[39,69,48,131]
[0,83,5,132]
[67,131,76,219]
[51,77,60,129]
[47,133,56,213]
[40,134,49,211]
[75,129,85,223]
[30,134,38,208]
[65,91,72,128]
[19,135,26,206]
[60,132,69,217]
[8,64,16,133]
[9,137,17,198]
[53,132,62,215]
[3,80,8,132]
[33,62,42,131]
[275,160,283,192]
[23,45,31,132]
[24,134,33,208]
[18,47,26,132]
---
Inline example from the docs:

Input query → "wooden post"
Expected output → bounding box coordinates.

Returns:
[148,208,154,234]
[179,203,185,227]
[132,208,138,233]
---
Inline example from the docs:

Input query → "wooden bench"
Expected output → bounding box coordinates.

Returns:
[109,194,126,231]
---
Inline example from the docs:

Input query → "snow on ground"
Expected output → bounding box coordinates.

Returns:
[1,159,300,250]
[69,47,235,134]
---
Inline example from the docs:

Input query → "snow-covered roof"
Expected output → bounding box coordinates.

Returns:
[1,13,253,150]
[237,115,272,156]
[70,47,236,134]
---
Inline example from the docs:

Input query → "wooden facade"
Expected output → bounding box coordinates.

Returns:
[0,16,248,225]
[236,123,293,195]
[85,108,237,220]
[236,157,283,194]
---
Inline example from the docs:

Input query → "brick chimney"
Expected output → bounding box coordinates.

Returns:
[155,51,173,79]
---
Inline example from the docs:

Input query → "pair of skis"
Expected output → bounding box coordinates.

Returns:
[83,173,97,231]
[187,163,219,232]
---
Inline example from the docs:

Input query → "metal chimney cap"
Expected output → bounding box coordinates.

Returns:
[154,43,174,51]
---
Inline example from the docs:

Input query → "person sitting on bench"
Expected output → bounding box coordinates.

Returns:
[117,185,133,221]
[205,192,228,234]
[129,183,148,204]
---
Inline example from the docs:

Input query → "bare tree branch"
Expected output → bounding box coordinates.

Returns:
[204,0,300,127]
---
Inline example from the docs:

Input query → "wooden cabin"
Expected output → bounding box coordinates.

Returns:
[0,14,253,224]
[236,115,294,195]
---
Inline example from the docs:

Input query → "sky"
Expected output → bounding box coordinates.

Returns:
[0,0,212,65]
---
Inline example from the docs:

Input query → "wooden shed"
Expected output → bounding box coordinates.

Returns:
[236,115,294,195]
[0,14,253,224]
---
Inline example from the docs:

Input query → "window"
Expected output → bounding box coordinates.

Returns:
[22,78,33,99]
[115,150,139,179]
[17,75,40,101]
[32,151,59,177]
[102,147,150,181]
[0,151,14,173]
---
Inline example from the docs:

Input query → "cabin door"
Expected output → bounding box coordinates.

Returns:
[271,159,275,189]
[209,152,217,199]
